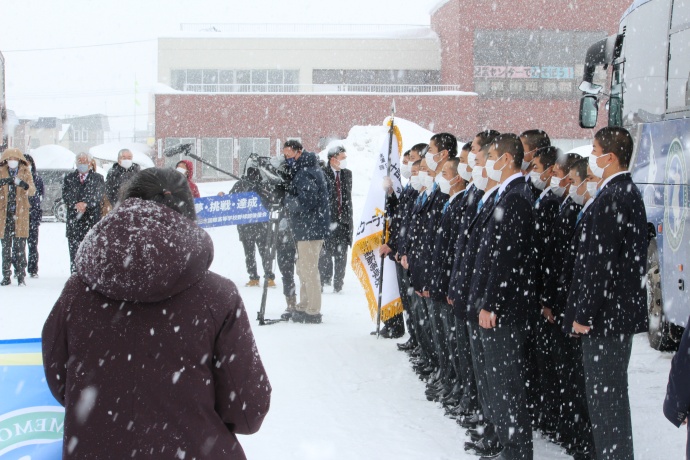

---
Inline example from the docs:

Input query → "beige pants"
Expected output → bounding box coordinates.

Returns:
[296,240,324,315]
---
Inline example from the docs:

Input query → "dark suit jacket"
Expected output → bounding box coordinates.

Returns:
[533,189,562,300]
[429,190,469,302]
[540,197,582,322]
[322,166,353,246]
[468,176,535,326]
[565,173,648,336]
[387,185,418,258]
[62,170,105,240]
[452,186,498,321]
[407,184,449,291]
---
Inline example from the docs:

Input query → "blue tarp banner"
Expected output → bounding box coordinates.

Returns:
[194,192,270,228]
[0,338,64,459]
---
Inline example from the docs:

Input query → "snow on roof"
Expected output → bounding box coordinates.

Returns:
[30,144,76,170]
[164,23,437,40]
[89,142,155,168]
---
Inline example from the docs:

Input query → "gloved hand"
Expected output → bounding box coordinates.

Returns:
[13,177,29,189]
[0,177,13,186]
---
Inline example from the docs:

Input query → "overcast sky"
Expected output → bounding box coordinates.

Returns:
[0,0,440,138]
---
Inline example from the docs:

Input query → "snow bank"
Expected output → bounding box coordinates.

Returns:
[29,144,76,170]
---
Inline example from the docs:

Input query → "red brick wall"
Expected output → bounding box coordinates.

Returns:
[155,93,479,152]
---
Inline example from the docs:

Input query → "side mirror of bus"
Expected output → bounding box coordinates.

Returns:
[579,95,599,129]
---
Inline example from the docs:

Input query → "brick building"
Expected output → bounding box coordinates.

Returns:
[154,1,630,179]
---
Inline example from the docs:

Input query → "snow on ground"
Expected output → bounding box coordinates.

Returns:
[0,121,687,458]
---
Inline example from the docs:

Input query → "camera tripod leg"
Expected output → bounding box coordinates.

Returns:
[257,211,286,325]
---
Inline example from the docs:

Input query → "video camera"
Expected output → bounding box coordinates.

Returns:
[242,153,292,209]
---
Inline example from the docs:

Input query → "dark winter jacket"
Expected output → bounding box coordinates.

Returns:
[61,169,105,240]
[30,173,44,223]
[285,151,330,241]
[409,184,449,292]
[42,198,271,460]
[565,173,648,337]
[179,159,200,198]
[533,188,562,300]
[230,175,270,242]
[386,184,418,258]
[105,162,141,205]
[664,313,690,459]
[323,165,353,246]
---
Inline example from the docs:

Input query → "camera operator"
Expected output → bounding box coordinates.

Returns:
[218,166,276,288]
[280,140,330,324]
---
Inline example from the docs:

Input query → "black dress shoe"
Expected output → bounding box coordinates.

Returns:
[457,413,482,429]
[1,277,11,286]
[17,277,26,286]
[280,309,295,321]
[29,272,38,278]
[293,311,322,324]
[464,436,502,457]
[397,339,416,351]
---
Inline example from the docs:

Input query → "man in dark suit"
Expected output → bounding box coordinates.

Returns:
[62,152,105,273]
[520,129,551,199]
[473,133,535,460]
[567,127,647,460]
[319,146,353,294]
[664,312,690,459]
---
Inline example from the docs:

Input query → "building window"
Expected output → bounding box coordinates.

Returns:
[82,129,88,142]
[172,69,299,92]
[525,81,539,92]
[490,81,504,92]
[239,138,270,175]
[312,69,440,86]
[558,81,572,93]
[201,138,234,179]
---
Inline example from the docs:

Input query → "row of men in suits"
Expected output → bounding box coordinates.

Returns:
[381,127,647,460]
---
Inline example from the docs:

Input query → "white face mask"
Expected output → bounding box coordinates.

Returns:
[437,176,451,194]
[458,162,473,181]
[529,171,547,191]
[425,153,439,172]
[7,160,19,169]
[338,158,348,170]
[586,181,598,196]
[120,159,133,169]
[176,167,188,176]
[472,166,488,191]
[550,176,567,197]
[468,152,477,168]
[589,153,609,179]
[571,182,586,205]
[424,174,435,190]
[400,162,412,179]
[410,175,422,191]
[485,157,503,182]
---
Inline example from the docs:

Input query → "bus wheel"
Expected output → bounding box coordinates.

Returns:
[53,199,67,223]
[647,239,675,351]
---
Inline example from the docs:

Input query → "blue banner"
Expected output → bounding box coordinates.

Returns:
[0,338,64,459]
[194,192,270,228]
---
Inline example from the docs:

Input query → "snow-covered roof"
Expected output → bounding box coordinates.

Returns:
[59,124,71,142]
[89,142,155,168]
[163,23,437,40]
[30,144,76,170]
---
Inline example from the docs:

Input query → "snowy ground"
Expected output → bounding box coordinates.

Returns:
[0,186,686,459]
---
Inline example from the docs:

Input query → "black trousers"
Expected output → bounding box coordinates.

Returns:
[455,317,480,411]
[67,235,83,274]
[468,321,492,422]
[2,214,26,279]
[413,295,437,365]
[27,218,40,275]
[239,225,274,281]
[581,334,634,460]
[480,323,533,460]
[395,263,415,343]
[534,316,561,434]
[318,233,348,290]
[276,221,296,297]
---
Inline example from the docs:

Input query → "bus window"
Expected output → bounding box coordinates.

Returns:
[667,28,690,110]
[608,63,624,127]
[671,0,690,28]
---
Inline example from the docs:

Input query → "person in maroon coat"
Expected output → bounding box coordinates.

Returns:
[42,167,271,459]
[176,159,201,198]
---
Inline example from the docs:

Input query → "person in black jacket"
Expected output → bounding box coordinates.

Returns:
[22,154,43,278]
[566,127,647,460]
[520,129,551,199]
[664,313,690,460]
[319,146,353,293]
[474,133,535,460]
[105,149,141,208]
[62,152,105,273]
[283,140,330,324]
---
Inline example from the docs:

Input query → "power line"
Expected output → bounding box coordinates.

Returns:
[3,39,156,53]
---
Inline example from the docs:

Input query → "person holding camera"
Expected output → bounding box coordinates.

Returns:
[282,140,330,324]
[0,148,36,286]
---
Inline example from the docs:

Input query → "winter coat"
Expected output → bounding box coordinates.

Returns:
[322,166,353,246]
[42,198,271,460]
[0,148,36,239]
[105,162,141,205]
[30,173,44,224]
[179,159,201,198]
[284,151,330,241]
[62,170,105,241]
[664,313,690,459]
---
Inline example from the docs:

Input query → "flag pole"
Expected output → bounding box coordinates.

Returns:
[376,100,396,338]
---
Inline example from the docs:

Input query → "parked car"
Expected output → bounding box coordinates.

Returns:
[38,169,70,222]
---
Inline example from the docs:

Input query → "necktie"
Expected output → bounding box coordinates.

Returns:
[494,192,501,204]
[576,210,584,225]
[79,173,86,184]
[476,198,485,213]
[335,171,342,216]
[442,201,450,214]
